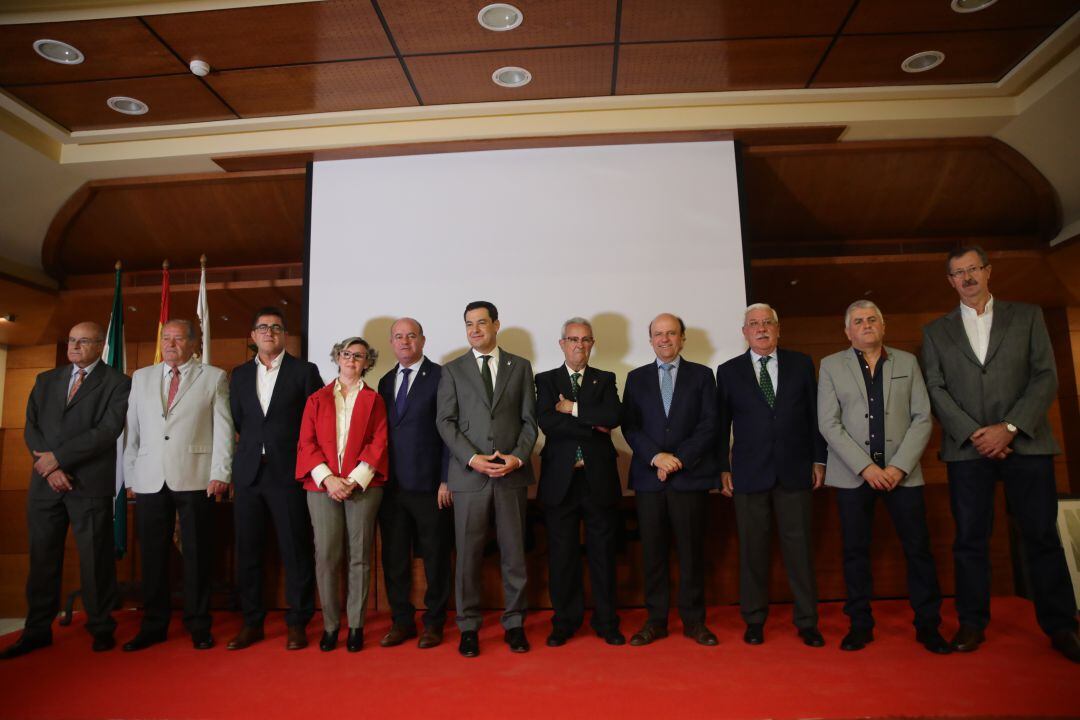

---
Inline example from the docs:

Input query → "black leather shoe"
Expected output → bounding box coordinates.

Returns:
[192,631,214,650]
[459,630,479,657]
[629,624,668,646]
[916,627,952,655]
[122,631,167,652]
[684,623,719,646]
[546,627,572,647]
[319,630,338,652]
[346,628,363,653]
[950,625,985,653]
[505,627,530,653]
[1050,630,1080,663]
[0,634,51,660]
[798,627,825,648]
[92,634,116,652]
[743,623,764,645]
[597,630,626,646]
[840,628,873,651]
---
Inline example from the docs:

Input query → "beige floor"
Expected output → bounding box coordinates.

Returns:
[0,618,25,636]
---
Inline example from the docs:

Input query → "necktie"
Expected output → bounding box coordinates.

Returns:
[395,367,412,418]
[480,355,494,403]
[570,372,584,465]
[67,368,85,404]
[660,363,674,416]
[167,367,180,410]
[759,356,775,408]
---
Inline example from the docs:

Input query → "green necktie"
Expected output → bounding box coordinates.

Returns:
[571,372,584,465]
[480,355,494,403]
[759,356,775,408]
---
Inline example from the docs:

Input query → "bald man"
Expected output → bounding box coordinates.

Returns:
[2,322,131,659]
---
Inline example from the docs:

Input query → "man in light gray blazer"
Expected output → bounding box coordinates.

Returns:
[436,300,537,657]
[122,319,234,652]
[818,300,950,654]
[922,245,1079,662]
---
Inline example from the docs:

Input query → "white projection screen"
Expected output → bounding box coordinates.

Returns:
[307,141,749,452]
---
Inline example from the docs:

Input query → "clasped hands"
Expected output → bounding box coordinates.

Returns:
[861,464,906,491]
[652,452,682,482]
[470,452,523,478]
[969,423,1016,460]
[323,475,360,502]
[34,450,73,493]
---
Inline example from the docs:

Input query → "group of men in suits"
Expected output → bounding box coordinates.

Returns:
[3,244,1077,664]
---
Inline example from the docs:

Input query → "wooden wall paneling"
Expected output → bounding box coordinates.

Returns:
[0,555,30,616]
[616,38,830,95]
[619,0,852,42]
[1,430,32,491]
[844,0,1079,35]
[0,489,28,555]
[2,368,40,430]
[0,278,60,347]
[5,345,58,370]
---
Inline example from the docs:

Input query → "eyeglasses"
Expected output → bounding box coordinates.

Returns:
[562,336,595,345]
[254,323,284,335]
[746,319,777,330]
[948,265,987,279]
[67,337,102,346]
[339,350,368,362]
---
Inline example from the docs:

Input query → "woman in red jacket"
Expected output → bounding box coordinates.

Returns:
[296,336,388,652]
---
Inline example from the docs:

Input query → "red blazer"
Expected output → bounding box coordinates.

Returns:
[296,380,389,492]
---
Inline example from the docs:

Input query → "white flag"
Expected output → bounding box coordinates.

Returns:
[197,263,211,364]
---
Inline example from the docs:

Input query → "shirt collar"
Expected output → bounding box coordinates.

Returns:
[333,377,365,396]
[73,358,101,376]
[163,357,196,377]
[400,357,425,373]
[853,346,888,362]
[472,347,500,362]
[960,294,994,318]
[255,350,285,371]
[749,349,777,365]
[564,363,587,377]
[655,355,681,369]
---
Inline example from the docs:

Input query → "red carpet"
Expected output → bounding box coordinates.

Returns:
[1,597,1077,720]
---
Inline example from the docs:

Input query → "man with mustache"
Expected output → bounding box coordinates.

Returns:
[922,246,1079,662]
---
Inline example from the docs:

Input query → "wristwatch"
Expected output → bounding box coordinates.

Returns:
[1004,422,1018,433]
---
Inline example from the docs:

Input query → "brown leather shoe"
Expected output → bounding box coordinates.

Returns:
[380,624,418,648]
[418,626,443,649]
[286,625,308,651]
[629,624,668,646]
[226,625,264,651]
[950,625,985,653]
[684,623,719,646]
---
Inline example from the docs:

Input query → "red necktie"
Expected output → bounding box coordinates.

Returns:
[67,369,85,404]
[167,367,180,410]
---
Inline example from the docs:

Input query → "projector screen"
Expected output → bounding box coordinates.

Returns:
[307,141,748,408]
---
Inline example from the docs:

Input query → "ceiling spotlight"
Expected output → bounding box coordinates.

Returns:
[107,96,149,115]
[33,39,84,65]
[492,66,532,88]
[477,3,523,31]
[951,0,998,13]
[901,50,945,74]
[127,306,137,312]
[789,279,799,286]
[189,59,210,77]
[0,313,15,322]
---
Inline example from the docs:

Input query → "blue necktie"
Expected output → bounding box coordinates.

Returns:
[660,363,674,416]
[395,367,412,418]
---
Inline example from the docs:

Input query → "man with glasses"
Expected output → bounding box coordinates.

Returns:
[226,307,323,651]
[1,322,130,659]
[922,246,1080,662]
[535,318,625,647]
[716,304,826,648]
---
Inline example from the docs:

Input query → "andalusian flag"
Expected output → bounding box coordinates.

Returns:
[196,255,210,364]
[153,260,170,364]
[101,262,128,558]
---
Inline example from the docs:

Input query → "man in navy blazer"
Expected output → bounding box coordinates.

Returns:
[622,313,719,647]
[227,307,323,651]
[716,303,826,648]
[376,318,452,650]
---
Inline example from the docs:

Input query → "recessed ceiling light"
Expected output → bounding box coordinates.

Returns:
[951,0,998,13]
[492,66,531,88]
[901,50,945,74]
[477,3,522,31]
[107,96,149,115]
[33,38,84,65]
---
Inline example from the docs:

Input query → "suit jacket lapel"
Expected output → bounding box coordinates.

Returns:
[168,362,203,413]
[881,350,893,410]
[65,363,104,411]
[262,354,290,419]
[460,352,490,409]
[55,365,74,415]
[577,366,597,403]
[491,350,514,409]
[340,387,373,471]
[773,351,791,407]
[668,358,689,416]
[983,301,1012,366]
[944,308,982,367]
[843,351,869,407]
[740,351,770,409]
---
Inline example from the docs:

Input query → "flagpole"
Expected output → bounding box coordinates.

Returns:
[197,254,211,365]
[153,259,170,365]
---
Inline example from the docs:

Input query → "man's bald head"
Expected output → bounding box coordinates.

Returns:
[66,321,105,368]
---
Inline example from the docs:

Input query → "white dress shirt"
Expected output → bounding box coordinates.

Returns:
[255,350,284,415]
[564,363,586,417]
[960,295,994,364]
[472,346,500,388]
[394,357,425,396]
[750,349,779,392]
[310,378,375,490]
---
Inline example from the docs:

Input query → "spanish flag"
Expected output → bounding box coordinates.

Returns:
[153,260,170,364]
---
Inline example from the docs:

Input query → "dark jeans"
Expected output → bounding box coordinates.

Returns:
[835,483,943,631]
[948,454,1078,635]
[378,485,452,629]
[636,489,707,627]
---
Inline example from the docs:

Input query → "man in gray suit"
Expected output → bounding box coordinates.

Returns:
[122,318,234,652]
[922,245,1079,662]
[818,300,950,654]
[436,301,537,657]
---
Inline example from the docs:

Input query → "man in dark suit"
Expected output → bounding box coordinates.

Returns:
[922,245,1080,662]
[436,300,537,657]
[377,317,452,650]
[716,303,826,648]
[536,317,624,647]
[1,321,130,659]
[227,307,323,651]
[622,313,719,647]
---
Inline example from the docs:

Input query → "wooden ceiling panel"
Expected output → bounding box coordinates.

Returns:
[845,0,1079,35]
[379,0,616,55]
[7,75,234,131]
[0,18,184,86]
[207,59,417,117]
[617,38,830,95]
[143,0,393,70]
[620,0,852,42]
[406,46,613,105]
[812,28,1054,87]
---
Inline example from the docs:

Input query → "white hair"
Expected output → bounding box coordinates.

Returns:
[743,303,778,325]
[844,299,884,328]
[561,316,593,339]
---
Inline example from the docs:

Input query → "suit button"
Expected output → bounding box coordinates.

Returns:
[864,440,870,446]
[864,413,868,418]
[164,436,169,441]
